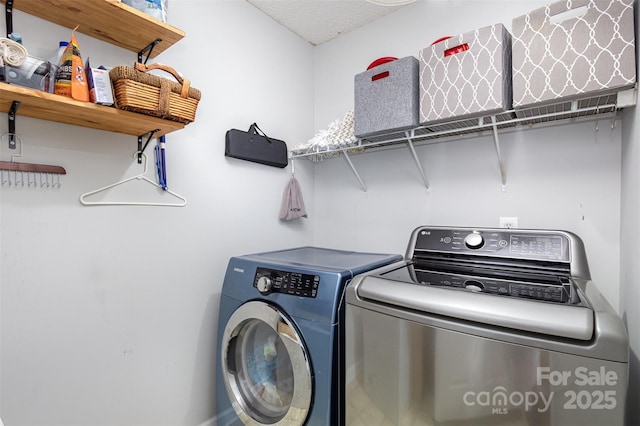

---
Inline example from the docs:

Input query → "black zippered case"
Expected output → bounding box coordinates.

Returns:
[225,123,288,168]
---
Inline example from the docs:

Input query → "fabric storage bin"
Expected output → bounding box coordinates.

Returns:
[512,0,636,109]
[354,56,419,138]
[419,24,512,125]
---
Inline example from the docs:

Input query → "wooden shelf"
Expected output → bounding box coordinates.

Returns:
[0,82,185,137]
[0,0,185,58]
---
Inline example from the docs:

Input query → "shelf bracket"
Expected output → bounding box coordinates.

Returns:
[609,106,618,130]
[5,0,13,38]
[8,100,19,149]
[491,115,507,191]
[342,150,367,192]
[405,131,429,192]
[137,129,160,163]
[137,39,162,64]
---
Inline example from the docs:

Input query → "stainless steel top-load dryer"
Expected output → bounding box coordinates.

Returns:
[345,226,629,426]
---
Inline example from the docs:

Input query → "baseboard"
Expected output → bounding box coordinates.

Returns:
[346,359,363,383]
[197,416,216,426]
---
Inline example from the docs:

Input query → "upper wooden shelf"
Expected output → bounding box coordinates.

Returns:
[0,0,185,58]
[0,83,185,137]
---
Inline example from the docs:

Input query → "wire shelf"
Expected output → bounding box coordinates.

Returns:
[291,91,629,162]
[289,89,635,192]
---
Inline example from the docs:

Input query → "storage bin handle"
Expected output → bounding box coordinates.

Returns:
[134,62,191,98]
[431,36,452,45]
[431,36,469,58]
[444,43,469,57]
[372,71,389,81]
[549,5,588,25]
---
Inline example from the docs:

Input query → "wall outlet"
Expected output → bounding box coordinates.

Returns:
[499,217,518,229]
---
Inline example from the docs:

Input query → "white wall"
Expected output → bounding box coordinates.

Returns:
[621,106,640,426]
[2,1,639,426]
[312,0,636,424]
[313,0,621,308]
[620,2,640,425]
[0,1,315,425]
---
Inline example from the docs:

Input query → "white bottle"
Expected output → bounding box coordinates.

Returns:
[48,41,68,93]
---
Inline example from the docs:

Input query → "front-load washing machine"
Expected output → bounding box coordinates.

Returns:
[215,246,402,426]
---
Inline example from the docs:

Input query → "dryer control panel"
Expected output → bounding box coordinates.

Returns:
[254,267,319,298]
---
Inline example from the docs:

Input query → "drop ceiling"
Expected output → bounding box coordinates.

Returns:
[246,0,411,46]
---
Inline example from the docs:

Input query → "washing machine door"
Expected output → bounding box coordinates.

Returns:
[221,300,312,425]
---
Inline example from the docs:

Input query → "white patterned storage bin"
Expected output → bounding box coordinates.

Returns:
[419,24,512,125]
[512,0,636,109]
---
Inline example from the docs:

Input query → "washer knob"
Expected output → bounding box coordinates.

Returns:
[465,280,484,292]
[256,276,272,293]
[464,232,484,249]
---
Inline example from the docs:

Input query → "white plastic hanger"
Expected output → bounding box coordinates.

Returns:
[79,152,187,207]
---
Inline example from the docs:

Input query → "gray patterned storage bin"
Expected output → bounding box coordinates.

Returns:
[354,56,419,138]
[512,0,636,108]
[419,24,512,125]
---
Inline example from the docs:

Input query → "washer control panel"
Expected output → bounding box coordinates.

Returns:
[254,267,320,298]
[413,270,572,303]
[414,228,570,262]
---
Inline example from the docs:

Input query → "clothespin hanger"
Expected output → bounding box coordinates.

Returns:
[0,121,67,189]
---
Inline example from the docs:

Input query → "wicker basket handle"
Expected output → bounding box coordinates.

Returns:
[134,62,191,98]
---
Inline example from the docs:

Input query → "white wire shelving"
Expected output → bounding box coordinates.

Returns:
[290,88,637,192]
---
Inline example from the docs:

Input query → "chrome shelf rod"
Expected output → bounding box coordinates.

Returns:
[342,150,367,192]
[406,130,429,191]
[491,115,507,191]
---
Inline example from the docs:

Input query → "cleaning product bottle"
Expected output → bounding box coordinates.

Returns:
[51,41,68,65]
[48,41,68,93]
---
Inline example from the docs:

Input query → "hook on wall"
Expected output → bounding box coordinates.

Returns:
[8,100,19,149]
[137,129,160,163]
[5,0,14,38]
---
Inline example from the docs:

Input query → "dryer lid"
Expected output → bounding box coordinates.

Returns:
[240,246,403,276]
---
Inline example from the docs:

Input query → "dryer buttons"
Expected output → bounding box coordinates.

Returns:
[254,267,319,298]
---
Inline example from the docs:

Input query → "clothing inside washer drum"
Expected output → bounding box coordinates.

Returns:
[238,320,294,417]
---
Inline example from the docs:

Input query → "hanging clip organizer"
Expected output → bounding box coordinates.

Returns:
[79,151,186,207]
[0,105,67,189]
[0,153,66,188]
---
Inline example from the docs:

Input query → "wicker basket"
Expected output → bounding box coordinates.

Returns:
[109,62,201,124]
